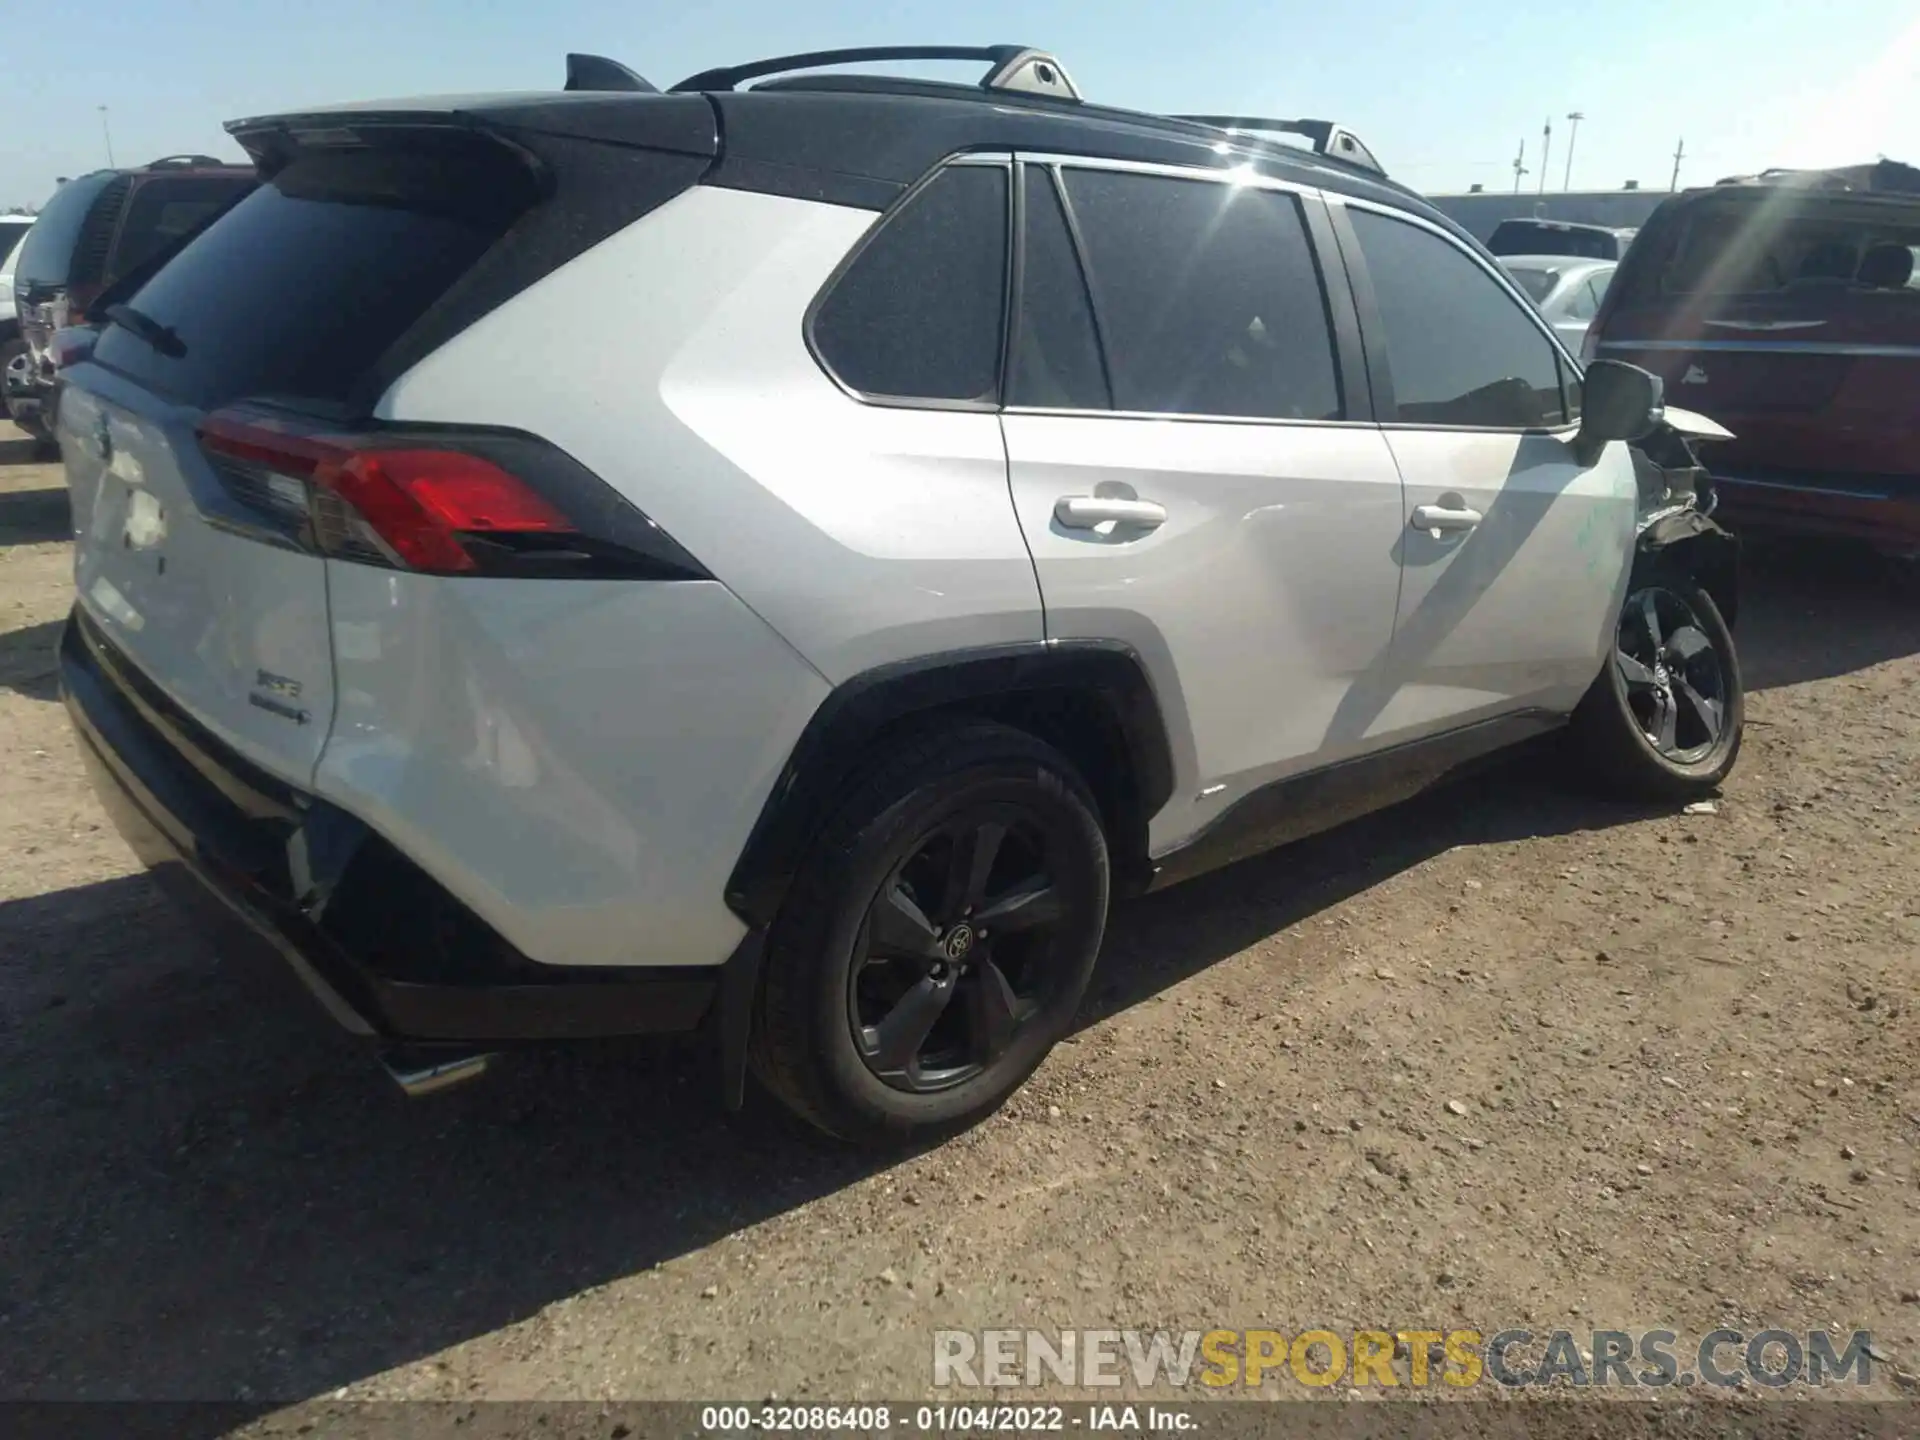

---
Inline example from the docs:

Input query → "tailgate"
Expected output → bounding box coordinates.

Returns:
[60,376,338,780]
[51,103,716,786]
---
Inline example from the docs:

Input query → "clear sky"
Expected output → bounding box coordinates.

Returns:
[6,0,1916,210]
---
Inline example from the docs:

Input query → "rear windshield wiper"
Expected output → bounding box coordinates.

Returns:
[102,303,187,359]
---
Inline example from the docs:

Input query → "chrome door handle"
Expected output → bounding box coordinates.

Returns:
[1054,496,1168,529]
[1411,504,1483,534]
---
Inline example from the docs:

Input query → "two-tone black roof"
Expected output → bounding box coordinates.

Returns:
[228,42,1450,231]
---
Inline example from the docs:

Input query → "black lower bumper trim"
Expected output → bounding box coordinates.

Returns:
[59,607,720,1044]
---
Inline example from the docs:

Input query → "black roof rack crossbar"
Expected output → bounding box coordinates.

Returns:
[1172,115,1386,178]
[672,44,1080,102]
[565,53,659,93]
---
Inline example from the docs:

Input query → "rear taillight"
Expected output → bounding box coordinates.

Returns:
[196,406,707,582]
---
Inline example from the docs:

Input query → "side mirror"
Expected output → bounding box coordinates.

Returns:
[1574,359,1663,465]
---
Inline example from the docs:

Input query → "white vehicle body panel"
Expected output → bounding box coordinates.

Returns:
[380,186,1045,685]
[1002,411,1406,853]
[318,568,829,968]
[58,376,339,784]
[1371,429,1636,736]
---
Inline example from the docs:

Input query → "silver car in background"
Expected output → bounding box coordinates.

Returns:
[1499,255,1616,353]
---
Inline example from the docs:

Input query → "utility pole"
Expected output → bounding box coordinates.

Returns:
[1512,137,1528,194]
[1564,111,1584,190]
[1670,137,1686,192]
[98,105,115,168]
[1539,117,1553,196]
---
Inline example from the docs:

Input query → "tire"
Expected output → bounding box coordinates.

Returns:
[1568,572,1743,801]
[750,720,1110,1144]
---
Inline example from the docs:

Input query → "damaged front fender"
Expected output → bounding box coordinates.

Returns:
[1628,414,1740,628]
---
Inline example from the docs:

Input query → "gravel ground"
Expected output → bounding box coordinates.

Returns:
[2,422,1917,1415]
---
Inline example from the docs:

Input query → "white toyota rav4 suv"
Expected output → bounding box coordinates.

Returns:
[54,45,1743,1143]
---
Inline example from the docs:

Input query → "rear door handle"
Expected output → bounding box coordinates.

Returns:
[1411,503,1483,535]
[1054,496,1168,529]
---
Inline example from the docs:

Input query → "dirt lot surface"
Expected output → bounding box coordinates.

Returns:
[2,420,1918,1416]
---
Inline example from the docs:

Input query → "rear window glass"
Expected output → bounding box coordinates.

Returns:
[811,164,1009,404]
[1624,199,1920,299]
[1504,266,1560,304]
[11,173,116,291]
[111,175,254,279]
[90,149,536,409]
[1488,221,1617,259]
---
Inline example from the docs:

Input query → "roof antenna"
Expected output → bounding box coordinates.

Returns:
[565,53,659,93]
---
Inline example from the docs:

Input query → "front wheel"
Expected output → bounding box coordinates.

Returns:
[750,722,1110,1145]
[1568,574,1744,800]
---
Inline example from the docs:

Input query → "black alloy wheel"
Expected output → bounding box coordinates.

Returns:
[749,721,1109,1143]
[850,808,1067,1093]
[1614,584,1729,763]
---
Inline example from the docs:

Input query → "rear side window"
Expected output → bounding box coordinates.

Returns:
[1621,198,1920,301]
[110,175,254,279]
[1350,208,1569,428]
[1008,167,1109,410]
[1489,221,1615,259]
[812,165,1009,404]
[91,148,537,409]
[1061,169,1342,421]
[1506,266,1560,305]
[11,172,117,292]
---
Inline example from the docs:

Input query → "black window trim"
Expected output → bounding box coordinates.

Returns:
[1001,151,1373,428]
[1331,193,1587,434]
[801,152,1014,414]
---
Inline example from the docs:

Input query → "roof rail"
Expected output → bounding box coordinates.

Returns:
[565,52,659,93]
[145,154,230,170]
[671,44,1080,102]
[1171,115,1386,178]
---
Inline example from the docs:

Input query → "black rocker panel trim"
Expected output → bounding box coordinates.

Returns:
[723,641,1176,928]
[1148,709,1565,892]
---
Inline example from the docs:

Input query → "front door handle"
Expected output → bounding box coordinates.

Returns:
[1055,496,1168,530]
[1411,502,1483,535]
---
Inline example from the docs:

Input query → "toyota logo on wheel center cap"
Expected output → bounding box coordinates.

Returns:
[943,924,975,960]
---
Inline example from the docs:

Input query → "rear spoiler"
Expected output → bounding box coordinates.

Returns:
[225,96,717,175]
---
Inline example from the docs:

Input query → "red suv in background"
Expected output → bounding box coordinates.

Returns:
[1588,162,1920,556]
[6,155,255,448]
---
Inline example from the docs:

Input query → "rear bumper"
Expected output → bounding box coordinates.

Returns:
[1712,472,1920,552]
[59,605,721,1045]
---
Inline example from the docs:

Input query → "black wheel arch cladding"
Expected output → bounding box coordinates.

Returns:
[723,640,1174,929]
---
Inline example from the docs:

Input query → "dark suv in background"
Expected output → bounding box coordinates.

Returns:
[6,155,254,448]
[1589,162,1920,557]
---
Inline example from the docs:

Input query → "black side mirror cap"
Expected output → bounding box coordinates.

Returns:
[1574,359,1664,465]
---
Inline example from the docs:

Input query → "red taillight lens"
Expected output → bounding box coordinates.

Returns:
[198,411,577,576]
[324,450,576,573]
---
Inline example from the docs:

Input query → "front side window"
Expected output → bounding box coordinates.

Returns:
[1059,168,1342,421]
[811,165,1009,404]
[1350,208,1569,428]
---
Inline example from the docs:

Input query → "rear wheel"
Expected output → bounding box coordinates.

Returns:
[1568,574,1743,800]
[750,722,1109,1144]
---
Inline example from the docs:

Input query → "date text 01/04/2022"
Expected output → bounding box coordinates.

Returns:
[698,1404,1197,1432]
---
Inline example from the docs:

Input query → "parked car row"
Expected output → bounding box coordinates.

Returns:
[5,155,254,450]
[47,42,1746,1142]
